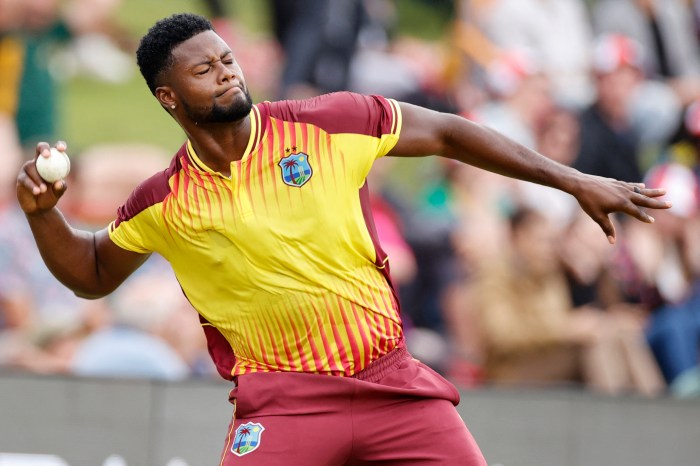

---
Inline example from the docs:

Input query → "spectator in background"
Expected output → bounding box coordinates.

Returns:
[72,272,191,381]
[449,0,498,115]
[11,0,131,149]
[62,143,170,229]
[694,0,700,44]
[0,163,95,374]
[443,161,514,387]
[467,207,664,396]
[622,162,700,397]
[0,0,47,369]
[476,48,554,150]
[0,0,133,163]
[0,142,211,380]
[474,49,577,227]
[365,157,455,372]
[665,98,700,170]
[516,107,579,231]
[11,0,67,147]
[0,90,23,211]
[349,0,450,110]
[0,0,29,192]
[573,34,647,183]
[271,0,365,99]
[478,55,581,231]
[399,159,471,338]
[592,0,700,106]
[479,0,595,110]
[67,144,208,380]
[559,209,666,396]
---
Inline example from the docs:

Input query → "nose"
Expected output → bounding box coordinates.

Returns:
[216,61,237,83]
[219,67,235,83]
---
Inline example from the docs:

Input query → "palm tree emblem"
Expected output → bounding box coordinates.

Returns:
[231,422,265,456]
[278,152,312,187]
[283,158,301,185]
[236,427,251,454]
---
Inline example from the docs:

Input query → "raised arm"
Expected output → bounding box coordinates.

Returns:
[16,142,149,298]
[388,102,671,243]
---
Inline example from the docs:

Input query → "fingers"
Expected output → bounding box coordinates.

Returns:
[628,182,670,202]
[595,214,617,244]
[624,182,672,225]
[32,142,52,194]
[632,187,669,200]
[634,208,655,224]
[631,194,671,210]
[628,185,671,224]
[582,177,672,245]
[31,141,70,193]
[622,196,657,224]
[17,144,68,214]
[35,141,50,158]
[19,159,47,195]
[36,141,68,158]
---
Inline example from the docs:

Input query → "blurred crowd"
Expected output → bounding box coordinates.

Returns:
[1,0,700,399]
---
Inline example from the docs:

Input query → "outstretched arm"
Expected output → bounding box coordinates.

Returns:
[388,102,671,243]
[16,142,149,298]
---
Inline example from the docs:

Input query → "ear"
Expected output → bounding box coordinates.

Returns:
[156,86,176,110]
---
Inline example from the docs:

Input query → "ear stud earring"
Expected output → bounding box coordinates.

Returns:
[171,105,176,109]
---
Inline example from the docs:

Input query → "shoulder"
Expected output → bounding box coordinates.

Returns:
[114,148,182,226]
[260,92,399,136]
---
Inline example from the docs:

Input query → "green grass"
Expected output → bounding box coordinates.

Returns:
[61,74,182,153]
[395,0,454,40]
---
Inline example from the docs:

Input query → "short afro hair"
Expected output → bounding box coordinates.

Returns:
[136,13,214,94]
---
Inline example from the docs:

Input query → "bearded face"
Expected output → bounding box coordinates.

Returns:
[182,85,254,124]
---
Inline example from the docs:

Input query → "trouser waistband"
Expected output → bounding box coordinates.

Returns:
[351,341,411,383]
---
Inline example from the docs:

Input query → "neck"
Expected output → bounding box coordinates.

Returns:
[182,115,251,176]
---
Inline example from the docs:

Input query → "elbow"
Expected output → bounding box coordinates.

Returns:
[71,282,119,300]
[73,289,109,300]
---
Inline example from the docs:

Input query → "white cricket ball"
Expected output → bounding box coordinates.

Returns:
[36,148,71,182]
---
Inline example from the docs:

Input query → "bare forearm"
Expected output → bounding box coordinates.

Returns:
[391,102,672,242]
[392,103,586,195]
[17,144,149,296]
[441,115,583,194]
[25,208,105,298]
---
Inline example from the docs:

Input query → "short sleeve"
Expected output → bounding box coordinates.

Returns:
[265,92,402,184]
[108,170,173,255]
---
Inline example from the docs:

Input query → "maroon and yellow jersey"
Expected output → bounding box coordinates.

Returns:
[108,92,404,380]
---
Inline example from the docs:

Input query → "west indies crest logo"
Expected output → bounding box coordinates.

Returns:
[231,422,265,457]
[278,149,313,187]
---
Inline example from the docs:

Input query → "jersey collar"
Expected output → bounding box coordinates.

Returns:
[184,105,263,177]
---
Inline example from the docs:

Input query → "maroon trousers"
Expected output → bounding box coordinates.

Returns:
[220,345,487,465]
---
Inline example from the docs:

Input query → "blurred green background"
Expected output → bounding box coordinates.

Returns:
[60,0,451,155]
